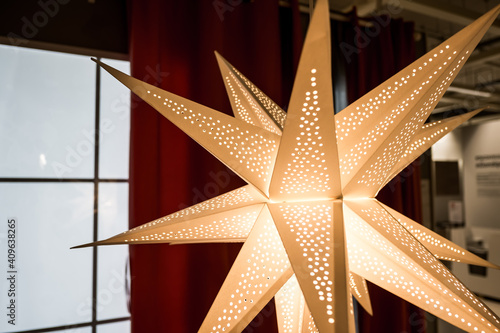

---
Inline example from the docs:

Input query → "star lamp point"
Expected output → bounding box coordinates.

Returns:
[76,1,500,332]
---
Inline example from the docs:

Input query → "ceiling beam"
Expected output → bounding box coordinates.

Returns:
[465,46,500,67]
[399,0,500,35]
[356,0,500,35]
[435,96,500,113]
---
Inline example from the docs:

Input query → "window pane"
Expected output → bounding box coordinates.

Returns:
[97,320,131,333]
[0,183,93,331]
[97,182,130,320]
[0,45,96,179]
[99,59,130,179]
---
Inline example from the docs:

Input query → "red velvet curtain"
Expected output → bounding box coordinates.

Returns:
[128,1,301,332]
[334,12,427,333]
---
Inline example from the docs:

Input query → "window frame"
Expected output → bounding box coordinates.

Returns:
[0,41,131,333]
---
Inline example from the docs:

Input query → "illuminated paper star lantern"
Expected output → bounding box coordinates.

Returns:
[75,1,500,332]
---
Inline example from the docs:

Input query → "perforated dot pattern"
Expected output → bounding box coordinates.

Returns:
[225,75,255,126]
[379,203,495,269]
[357,48,467,190]
[92,7,500,331]
[349,273,362,300]
[395,213,465,260]
[304,308,319,333]
[402,121,446,159]
[225,71,282,135]
[122,186,263,234]
[277,68,333,196]
[275,276,306,333]
[126,207,261,243]
[231,66,286,129]
[336,45,471,195]
[277,202,335,326]
[209,211,291,333]
[383,110,482,190]
[345,201,500,332]
[150,91,279,182]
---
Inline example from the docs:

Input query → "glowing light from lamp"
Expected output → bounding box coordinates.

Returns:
[75,1,500,332]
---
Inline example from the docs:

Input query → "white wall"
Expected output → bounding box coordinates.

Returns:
[431,120,500,229]
[431,129,463,223]
[432,128,463,161]
[462,119,500,229]
[451,119,500,301]
[432,122,500,329]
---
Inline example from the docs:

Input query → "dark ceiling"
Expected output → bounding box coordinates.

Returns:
[0,0,128,55]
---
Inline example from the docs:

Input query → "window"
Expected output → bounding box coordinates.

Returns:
[0,44,131,333]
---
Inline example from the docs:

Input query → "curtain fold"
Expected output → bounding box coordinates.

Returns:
[127,1,301,332]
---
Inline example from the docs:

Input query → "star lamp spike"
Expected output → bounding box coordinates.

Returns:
[214,52,287,130]
[338,5,500,199]
[217,48,376,320]
[214,57,492,271]
[303,306,319,333]
[268,200,354,332]
[381,108,484,189]
[215,52,283,135]
[380,202,500,269]
[81,204,264,247]
[274,274,362,333]
[269,0,342,202]
[274,258,371,327]
[344,199,500,332]
[349,271,372,316]
[72,185,266,248]
[74,1,500,332]
[198,205,294,333]
[216,51,374,321]
[93,59,281,197]
[275,275,310,333]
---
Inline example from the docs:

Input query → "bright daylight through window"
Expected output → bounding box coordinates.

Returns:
[0,44,131,333]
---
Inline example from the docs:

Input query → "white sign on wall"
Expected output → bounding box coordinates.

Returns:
[474,154,500,197]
